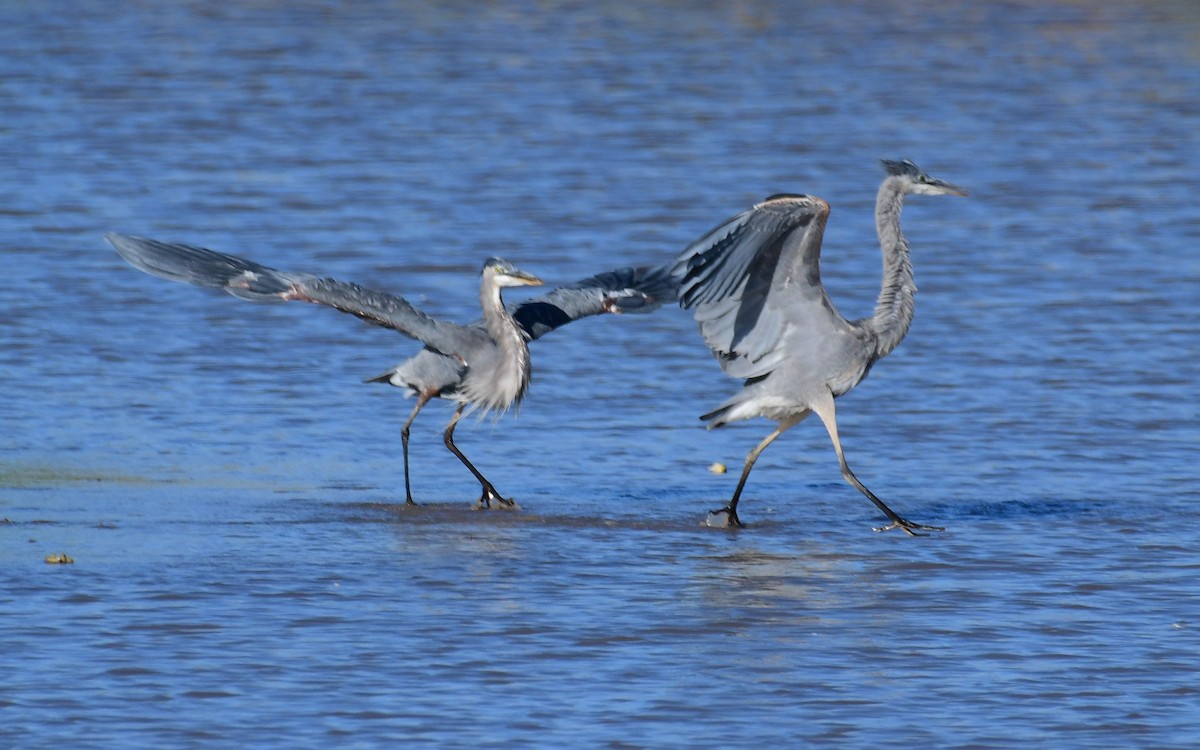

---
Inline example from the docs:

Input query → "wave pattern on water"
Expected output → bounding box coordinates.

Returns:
[3,1,1200,747]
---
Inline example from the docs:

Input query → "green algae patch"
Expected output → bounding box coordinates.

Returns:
[0,463,153,489]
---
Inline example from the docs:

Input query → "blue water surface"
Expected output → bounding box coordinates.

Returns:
[2,2,1199,747]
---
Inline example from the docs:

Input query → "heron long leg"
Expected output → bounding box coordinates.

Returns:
[809,390,943,535]
[399,391,434,506]
[714,422,793,527]
[442,405,517,510]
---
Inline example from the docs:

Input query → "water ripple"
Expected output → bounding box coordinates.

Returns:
[4,1,1200,747]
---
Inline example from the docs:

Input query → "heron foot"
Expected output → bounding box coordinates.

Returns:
[472,490,520,511]
[873,518,945,536]
[705,506,743,529]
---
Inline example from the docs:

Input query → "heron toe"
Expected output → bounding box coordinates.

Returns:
[473,490,520,511]
[873,518,946,535]
[705,507,742,529]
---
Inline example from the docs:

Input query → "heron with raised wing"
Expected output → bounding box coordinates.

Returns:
[109,233,675,508]
[673,160,967,533]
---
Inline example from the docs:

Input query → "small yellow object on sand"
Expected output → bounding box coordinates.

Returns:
[708,462,727,474]
[44,553,74,564]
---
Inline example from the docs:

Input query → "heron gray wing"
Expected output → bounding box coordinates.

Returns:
[510,263,677,341]
[672,194,835,379]
[108,233,476,358]
[108,232,292,300]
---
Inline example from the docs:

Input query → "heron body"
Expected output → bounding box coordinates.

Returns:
[674,160,967,533]
[108,233,675,508]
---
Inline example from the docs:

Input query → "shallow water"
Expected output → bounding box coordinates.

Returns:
[3,1,1199,747]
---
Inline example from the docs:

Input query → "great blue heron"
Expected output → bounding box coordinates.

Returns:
[108,233,675,508]
[673,160,968,533]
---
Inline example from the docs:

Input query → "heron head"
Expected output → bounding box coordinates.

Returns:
[482,257,543,288]
[881,159,968,197]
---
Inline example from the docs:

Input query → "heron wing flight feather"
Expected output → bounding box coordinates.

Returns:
[674,195,832,379]
[108,233,476,359]
[107,233,293,299]
[284,276,477,357]
[510,263,677,341]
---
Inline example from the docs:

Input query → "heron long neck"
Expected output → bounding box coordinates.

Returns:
[480,278,533,406]
[869,177,915,359]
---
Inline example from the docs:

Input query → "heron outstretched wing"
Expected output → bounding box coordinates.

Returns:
[107,233,479,358]
[673,194,838,379]
[510,263,678,341]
